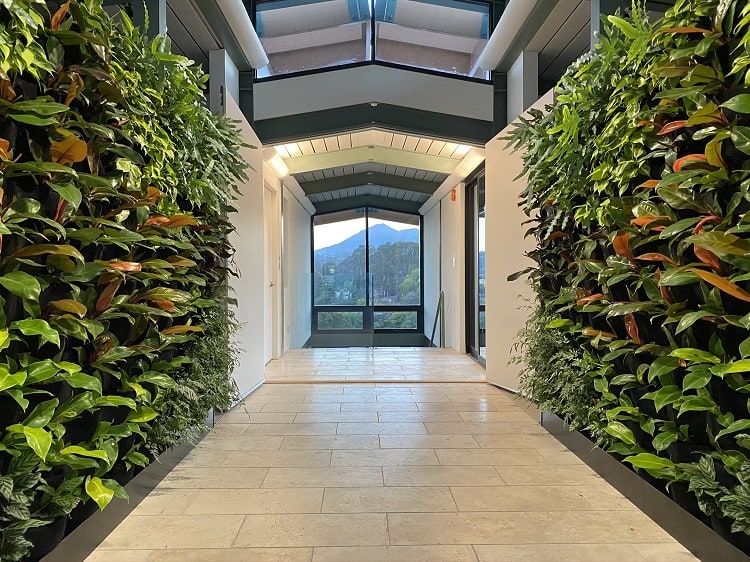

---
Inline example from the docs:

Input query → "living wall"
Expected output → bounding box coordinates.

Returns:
[0,1,247,560]
[508,0,750,553]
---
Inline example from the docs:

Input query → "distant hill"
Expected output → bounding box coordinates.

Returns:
[315,224,418,263]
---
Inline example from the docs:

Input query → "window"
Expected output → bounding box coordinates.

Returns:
[368,209,421,306]
[314,210,366,306]
[254,0,490,79]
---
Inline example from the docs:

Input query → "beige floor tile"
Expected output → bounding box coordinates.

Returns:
[243,423,338,436]
[382,465,504,487]
[473,544,651,561]
[219,412,297,424]
[336,422,427,434]
[98,515,244,549]
[424,422,516,435]
[145,548,313,561]
[435,448,546,466]
[416,402,511,412]
[450,485,637,512]
[218,449,332,468]
[262,403,343,413]
[294,412,379,423]
[131,488,199,515]
[303,394,376,402]
[321,486,456,513]
[473,434,561,449]
[379,434,480,449]
[495,464,602,486]
[535,447,585,465]
[312,545,476,561]
[631,543,699,561]
[262,467,383,488]
[377,411,463,423]
[194,436,285,451]
[340,402,419,412]
[233,514,389,547]
[331,449,439,466]
[160,467,268,489]
[457,411,538,423]
[281,435,380,450]
[388,511,674,545]
[183,488,324,514]
[84,550,152,562]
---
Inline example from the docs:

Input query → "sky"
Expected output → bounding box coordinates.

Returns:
[314,219,418,250]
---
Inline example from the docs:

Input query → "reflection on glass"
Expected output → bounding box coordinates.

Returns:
[318,311,364,330]
[368,210,421,306]
[256,0,371,78]
[374,0,490,78]
[374,311,418,329]
[314,211,366,306]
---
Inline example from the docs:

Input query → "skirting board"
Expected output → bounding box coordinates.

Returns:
[542,412,750,562]
[42,436,204,562]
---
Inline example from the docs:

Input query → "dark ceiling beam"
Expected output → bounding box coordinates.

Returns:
[313,195,423,215]
[253,103,493,146]
[299,173,439,196]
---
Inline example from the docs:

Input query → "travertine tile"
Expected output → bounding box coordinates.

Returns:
[218,449,332,468]
[147,548,313,561]
[160,467,268,489]
[262,467,383,488]
[219,412,297,424]
[379,434,480,449]
[85,551,152,562]
[312,545,476,561]
[631,543,699,560]
[424,422,516,435]
[322,486,456,513]
[243,423,338,436]
[183,488,324,514]
[233,514,389,547]
[376,411,463,423]
[98,515,244,549]
[194,436,285,451]
[131,488,199,515]
[281,435,380,450]
[340,402,419,412]
[474,544,649,561]
[495,464,602,486]
[262,402,343,413]
[331,449,439,466]
[450,485,636,512]
[435,448,547,466]
[294,412,379,423]
[382,465,504,487]
[473,434,561,449]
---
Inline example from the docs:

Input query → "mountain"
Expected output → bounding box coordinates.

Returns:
[315,224,419,263]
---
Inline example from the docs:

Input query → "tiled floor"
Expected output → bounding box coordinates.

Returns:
[84,348,697,562]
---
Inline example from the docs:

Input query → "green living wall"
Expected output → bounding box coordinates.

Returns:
[0,1,247,560]
[509,0,750,554]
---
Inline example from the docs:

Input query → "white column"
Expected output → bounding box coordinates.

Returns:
[506,51,539,126]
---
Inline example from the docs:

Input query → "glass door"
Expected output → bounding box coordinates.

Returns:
[467,172,486,364]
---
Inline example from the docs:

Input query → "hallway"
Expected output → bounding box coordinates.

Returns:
[83,349,697,562]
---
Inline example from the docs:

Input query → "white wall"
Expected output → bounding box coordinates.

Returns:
[507,51,539,126]
[263,165,283,363]
[226,95,266,397]
[440,185,466,353]
[423,203,441,346]
[283,187,312,349]
[254,65,493,122]
[484,90,553,392]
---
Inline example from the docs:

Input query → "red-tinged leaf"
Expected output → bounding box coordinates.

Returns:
[636,120,657,128]
[0,138,10,159]
[152,300,176,312]
[144,215,169,226]
[54,198,67,222]
[64,73,84,107]
[577,294,606,306]
[653,226,666,232]
[545,231,570,242]
[657,26,714,34]
[162,216,198,229]
[582,327,617,339]
[636,253,678,266]
[48,299,87,317]
[560,251,573,263]
[705,137,726,168]
[50,135,87,165]
[613,231,634,260]
[104,261,142,273]
[636,179,660,189]
[50,0,70,30]
[692,215,722,234]
[674,154,709,172]
[95,279,122,316]
[689,268,750,303]
[694,245,722,272]
[165,256,197,268]
[658,120,688,135]
[630,215,670,227]
[654,270,673,303]
[625,313,641,344]
[161,325,204,335]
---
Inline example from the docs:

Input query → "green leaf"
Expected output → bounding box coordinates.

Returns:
[605,421,636,445]
[0,271,41,301]
[653,430,680,452]
[23,398,59,428]
[657,185,712,213]
[651,385,682,411]
[85,476,114,510]
[670,348,721,364]
[722,94,750,113]
[0,366,26,392]
[8,425,53,460]
[64,373,103,394]
[731,127,750,156]
[12,244,84,262]
[546,318,574,329]
[678,396,717,416]
[625,453,675,470]
[686,232,750,256]
[683,367,712,390]
[676,311,714,333]
[59,445,109,461]
[26,359,60,384]
[740,336,750,358]
[0,329,7,352]
[715,420,750,440]
[136,287,193,303]
[721,359,750,373]
[659,217,701,239]
[11,319,60,347]
[8,113,58,126]
[127,407,158,423]
[648,356,680,383]
[95,396,136,409]
[48,182,82,209]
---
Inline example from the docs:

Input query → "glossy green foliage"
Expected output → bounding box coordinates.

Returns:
[0,1,246,559]
[508,0,750,551]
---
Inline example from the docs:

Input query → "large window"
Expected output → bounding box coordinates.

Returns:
[255,0,490,79]
[312,207,422,340]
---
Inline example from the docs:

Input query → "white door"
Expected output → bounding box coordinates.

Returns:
[264,183,281,363]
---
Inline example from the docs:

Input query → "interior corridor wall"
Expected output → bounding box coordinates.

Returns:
[423,205,441,346]
[283,187,312,349]
[484,90,553,392]
[440,186,466,353]
[225,95,266,397]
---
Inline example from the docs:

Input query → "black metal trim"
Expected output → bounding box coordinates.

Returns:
[300,172,440,197]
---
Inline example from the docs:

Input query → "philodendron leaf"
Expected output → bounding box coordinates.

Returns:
[625,453,675,471]
[605,421,636,445]
[0,271,41,301]
[683,366,712,390]
[85,476,114,510]
[722,94,750,113]
[653,430,680,452]
[49,182,82,209]
[731,127,750,156]
[715,420,750,440]
[0,329,7,352]
[740,336,750,358]
[11,319,60,347]
[670,348,721,364]
[647,356,680,383]
[127,407,158,423]
[64,373,102,394]
[0,365,26,392]
[650,385,682,411]
[59,445,109,461]
[678,396,717,416]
